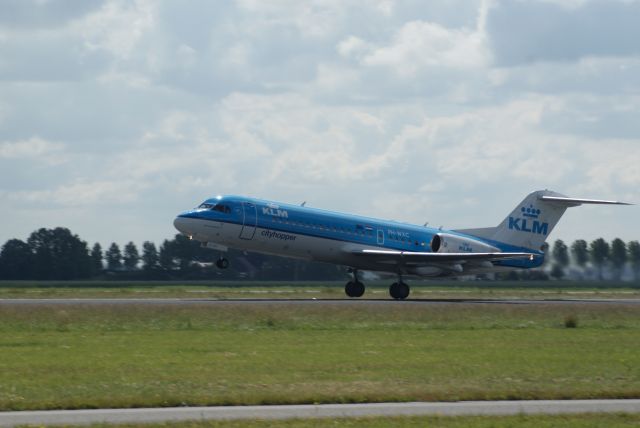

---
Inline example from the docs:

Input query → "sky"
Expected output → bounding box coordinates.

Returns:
[0,0,639,249]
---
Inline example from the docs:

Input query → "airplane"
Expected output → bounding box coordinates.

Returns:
[173,190,630,299]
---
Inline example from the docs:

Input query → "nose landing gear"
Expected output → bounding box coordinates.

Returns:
[216,257,229,269]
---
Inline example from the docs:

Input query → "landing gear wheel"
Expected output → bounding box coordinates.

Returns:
[345,281,365,298]
[216,257,229,269]
[389,282,410,300]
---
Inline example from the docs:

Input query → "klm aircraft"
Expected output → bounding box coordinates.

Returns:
[174,190,629,299]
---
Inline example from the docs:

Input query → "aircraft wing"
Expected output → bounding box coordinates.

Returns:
[351,249,536,264]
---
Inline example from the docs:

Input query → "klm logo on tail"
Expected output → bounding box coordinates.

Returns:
[508,205,549,235]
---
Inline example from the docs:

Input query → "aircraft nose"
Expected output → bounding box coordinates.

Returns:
[173,215,192,235]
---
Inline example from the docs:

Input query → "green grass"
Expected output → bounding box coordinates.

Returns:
[0,280,639,300]
[51,414,640,428]
[1,302,639,411]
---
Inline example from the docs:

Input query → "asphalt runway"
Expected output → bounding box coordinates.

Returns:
[1,400,640,426]
[1,297,640,306]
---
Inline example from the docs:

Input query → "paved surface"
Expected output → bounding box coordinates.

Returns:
[1,400,640,426]
[2,297,640,306]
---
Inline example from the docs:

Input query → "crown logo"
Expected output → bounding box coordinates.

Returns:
[521,204,541,219]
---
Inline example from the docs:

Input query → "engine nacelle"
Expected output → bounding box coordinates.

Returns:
[430,233,499,254]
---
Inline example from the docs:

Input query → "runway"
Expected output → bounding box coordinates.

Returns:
[1,400,640,426]
[1,297,640,306]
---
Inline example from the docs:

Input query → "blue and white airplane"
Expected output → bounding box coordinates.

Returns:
[174,190,629,299]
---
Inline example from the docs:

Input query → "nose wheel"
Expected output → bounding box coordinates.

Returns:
[389,281,410,300]
[216,257,229,269]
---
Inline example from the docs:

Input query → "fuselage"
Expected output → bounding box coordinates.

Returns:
[173,195,542,278]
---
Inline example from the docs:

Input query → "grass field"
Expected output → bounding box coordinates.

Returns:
[1,299,639,411]
[0,280,639,300]
[29,414,640,428]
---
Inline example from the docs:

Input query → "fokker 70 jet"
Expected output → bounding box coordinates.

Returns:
[174,190,629,299]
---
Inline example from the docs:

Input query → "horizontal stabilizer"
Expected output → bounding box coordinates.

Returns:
[539,196,632,206]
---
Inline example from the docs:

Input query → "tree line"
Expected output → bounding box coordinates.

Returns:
[0,227,639,281]
[549,238,640,281]
[0,227,344,281]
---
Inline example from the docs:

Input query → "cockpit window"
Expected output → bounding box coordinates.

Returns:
[212,204,231,214]
[197,202,231,214]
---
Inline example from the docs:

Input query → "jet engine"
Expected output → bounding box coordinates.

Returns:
[430,233,499,254]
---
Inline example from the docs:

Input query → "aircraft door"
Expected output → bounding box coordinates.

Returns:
[377,229,384,245]
[239,202,257,240]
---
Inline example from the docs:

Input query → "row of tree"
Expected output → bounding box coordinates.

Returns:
[0,227,344,281]
[549,238,640,280]
[1,227,639,281]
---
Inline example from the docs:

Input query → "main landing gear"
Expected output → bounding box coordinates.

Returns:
[343,270,411,300]
[215,257,229,269]
[389,280,410,300]
[344,269,365,298]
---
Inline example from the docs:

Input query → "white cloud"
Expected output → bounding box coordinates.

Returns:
[582,142,640,193]
[313,63,360,92]
[220,43,250,70]
[337,36,370,59]
[76,0,155,61]
[176,43,197,69]
[537,0,590,9]
[375,0,394,16]
[214,92,399,186]
[236,0,344,39]
[0,137,64,160]
[10,179,144,207]
[363,20,489,76]
[96,70,152,88]
[0,0,639,247]
[141,110,197,143]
